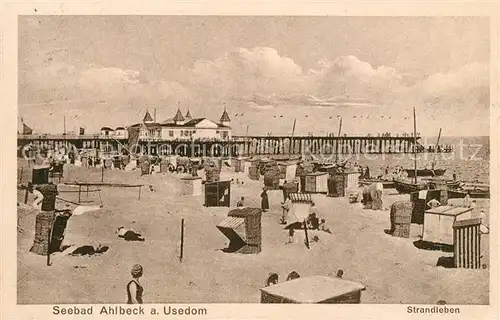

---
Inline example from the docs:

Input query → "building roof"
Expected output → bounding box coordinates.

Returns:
[185,109,192,119]
[130,122,161,128]
[173,109,185,122]
[220,108,231,122]
[115,127,125,130]
[260,276,365,303]
[143,111,154,122]
[160,117,231,129]
[101,127,114,131]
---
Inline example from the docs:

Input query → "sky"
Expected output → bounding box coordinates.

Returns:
[18,16,490,136]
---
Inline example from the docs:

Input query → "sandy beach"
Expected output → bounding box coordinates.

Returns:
[16,159,489,305]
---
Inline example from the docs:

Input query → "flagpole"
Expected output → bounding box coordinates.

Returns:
[335,117,342,164]
[289,118,296,156]
[413,107,417,185]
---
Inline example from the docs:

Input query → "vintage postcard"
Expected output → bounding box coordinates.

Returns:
[1,2,499,320]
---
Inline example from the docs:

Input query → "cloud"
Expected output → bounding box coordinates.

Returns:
[20,60,191,107]
[308,55,413,104]
[18,45,489,135]
[184,47,308,101]
[418,62,489,106]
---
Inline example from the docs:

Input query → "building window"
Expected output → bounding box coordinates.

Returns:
[169,130,174,137]
[216,130,220,134]
[221,131,228,138]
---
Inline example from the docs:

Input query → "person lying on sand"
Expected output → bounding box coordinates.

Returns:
[116,227,145,242]
[319,219,332,234]
[68,244,109,256]
[148,185,156,192]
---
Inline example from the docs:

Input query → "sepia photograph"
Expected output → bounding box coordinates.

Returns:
[14,15,492,307]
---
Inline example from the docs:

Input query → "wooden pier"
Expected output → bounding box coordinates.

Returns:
[17,134,453,158]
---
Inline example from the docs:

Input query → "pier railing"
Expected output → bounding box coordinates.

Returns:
[17,133,453,157]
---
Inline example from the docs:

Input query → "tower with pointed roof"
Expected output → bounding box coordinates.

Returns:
[219,104,231,127]
[185,109,192,121]
[143,110,154,124]
[173,108,185,125]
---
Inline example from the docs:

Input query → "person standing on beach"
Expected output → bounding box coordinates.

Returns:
[427,198,441,209]
[280,198,291,224]
[463,192,472,207]
[261,187,269,212]
[28,183,44,210]
[364,166,370,179]
[127,264,144,304]
[296,163,306,192]
[286,228,295,244]
[282,180,288,201]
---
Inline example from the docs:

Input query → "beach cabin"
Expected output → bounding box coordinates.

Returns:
[278,161,298,181]
[32,165,50,185]
[216,207,262,254]
[304,172,328,193]
[249,165,260,180]
[453,218,482,269]
[180,176,202,196]
[204,180,231,207]
[260,276,366,304]
[100,127,114,137]
[233,157,248,173]
[423,205,474,246]
[327,171,360,197]
[244,159,259,176]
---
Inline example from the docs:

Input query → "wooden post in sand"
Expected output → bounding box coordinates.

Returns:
[47,228,52,266]
[303,220,310,249]
[78,185,82,203]
[101,165,104,182]
[138,186,141,200]
[24,183,30,204]
[19,167,24,184]
[180,218,185,262]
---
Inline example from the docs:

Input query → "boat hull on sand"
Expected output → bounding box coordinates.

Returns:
[359,179,394,189]
[404,168,446,178]
[393,179,428,194]
[447,189,490,199]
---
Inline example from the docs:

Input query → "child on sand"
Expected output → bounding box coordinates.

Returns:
[261,187,269,212]
[286,228,295,244]
[236,197,245,207]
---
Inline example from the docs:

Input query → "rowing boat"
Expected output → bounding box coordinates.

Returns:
[447,188,490,199]
[393,179,428,194]
[359,179,394,189]
[404,168,446,178]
